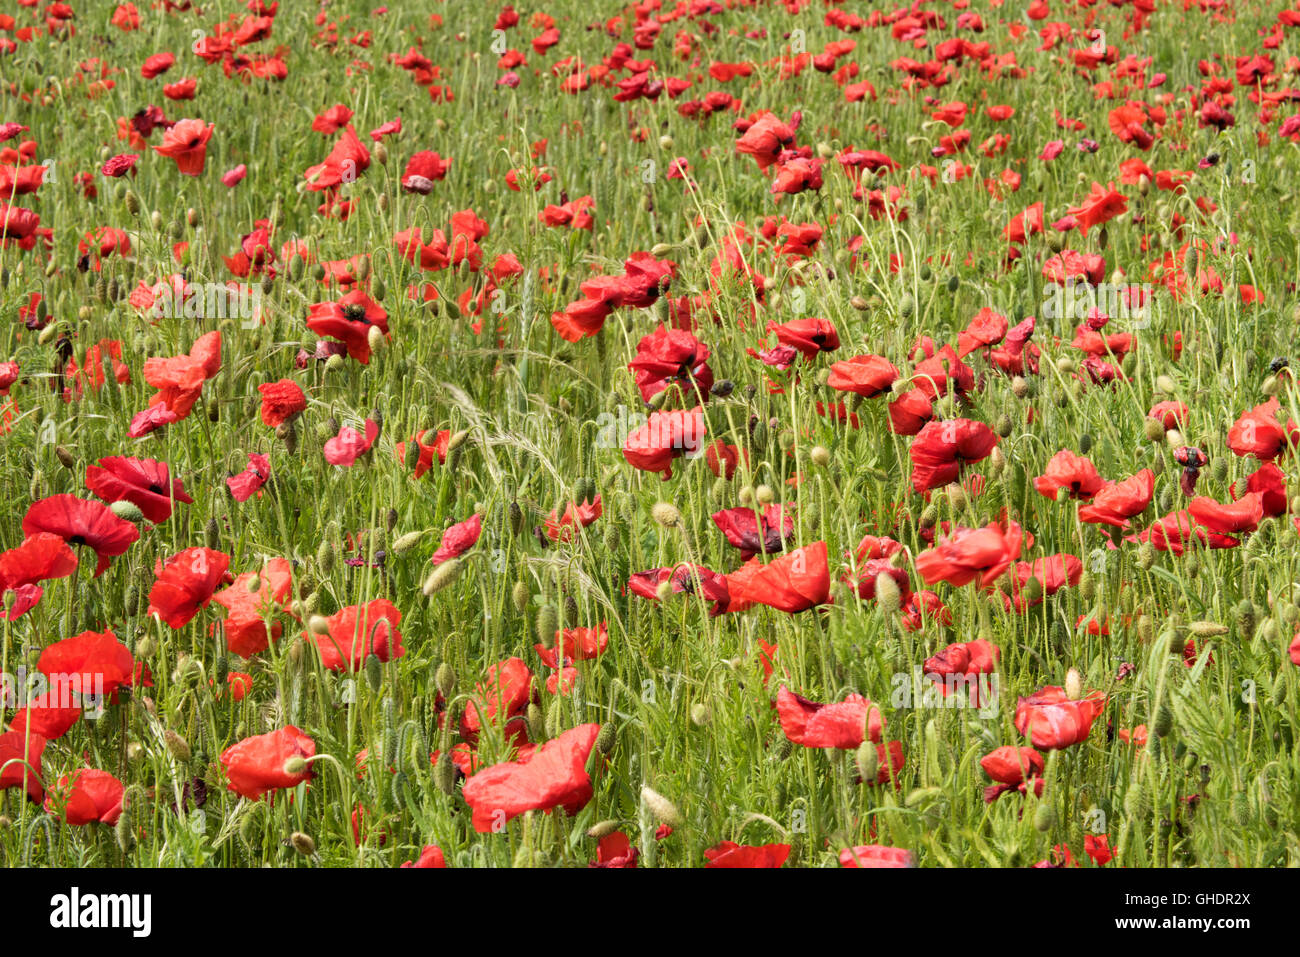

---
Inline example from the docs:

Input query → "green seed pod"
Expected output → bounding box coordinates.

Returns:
[603,522,621,553]
[204,516,220,550]
[1153,702,1173,738]
[899,294,915,318]
[596,722,616,755]
[946,274,960,293]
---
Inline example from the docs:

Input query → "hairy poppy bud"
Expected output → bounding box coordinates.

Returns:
[535,604,558,647]
[1065,668,1083,701]
[290,832,316,856]
[690,703,711,727]
[365,653,383,693]
[391,530,424,555]
[651,502,681,527]
[875,572,902,615]
[423,557,463,596]
[810,445,831,468]
[124,190,141,216]
[1034,801,1057,832]
[108,500,144,523]
[855,741,878,782]
[641,786,683,828]
[164,730,191,764]
[755,484,775,505]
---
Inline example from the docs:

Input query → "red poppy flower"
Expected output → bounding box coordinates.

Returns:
[536,622,609,669]
[220,726,315,800]
[704,841,791,868]
[401,845,448,868]
[461,723,601,832]
[22,495,140,577]
[396,429,450,479]
[1189,493,1264,534]
[705,440,748,480]
[776,685,884,748]
[1227,398,1298,460]
[711,504,794,559]
[212,557,294,658]
[924,638,1000,704]
[324,419,380,466]
[828,354,900,397]
[307,290,388,364]
[888,388,935,435]
[911,345,974,399]
[628,325,713,405]
[1077,469,1154,527]
[257,379,307,427]
[622,408,707,479]
[85,456,192,524]
[1034,450,1106,501]
[0,531,78,598]
[1014,686,1106,749]
[430,513,482,566]
[9,690,83,740]
[736,112,796,171]
[45,768,125,825]
[152,118,214,176]
[915,521,1023,588]
[1067,181,1128,236]
[591,832,639,868]
[909,418,999,493]
[545,496,602,542]
[1238,462,1287,517]
[309,599,404,672]
[980,745,1044,801]
[1134,510,1239,554]
[838,845,914,868]
[956,308,1008,357]
[401,150,450,193]
[141,52,175,78]
[147,547,232,628]
[303,124,371,191]
[732,541,830,613]
[629,563,735,616]
[0,731,47,803]
[766,318,840,360]
[228,452,272,502]
[461,656,534,741]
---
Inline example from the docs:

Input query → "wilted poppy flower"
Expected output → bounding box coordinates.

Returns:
[324,419,380,466]
[838,845,914,868]
[704,841,790,867]
[776,685,883,748]
[915,521,1022,588]
[430,514,482,566]
[628,563,734,616]
[711,504,794,559]
[396,429,450,479]
[147,547,232,628]
[45,768,124,825]
[1014,685,1106,749]
[461,723,601,831]
[0,731,47,803]
[732,541,830,613]
[309,599,404,672]
[22,495,140,577]
[220,726,315,800]
[85,456,192,524]
[1034,450,1106,501]
[152,118,214,176]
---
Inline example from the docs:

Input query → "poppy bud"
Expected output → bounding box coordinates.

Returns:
[755,484,775,505]
[587,819,621,839]
[422,557,463,596]
[563,593,580,627]
[391,530,425,555]
[109,500,144,523]
[1184,248,1200,279]
[365,653,384,693]
[372,277,386,301]
[810,445,830,468]
[651,502,681,527]
[1033,801,1057,832]
[367,325,386,356]
[124,190,141,215]
[1010,375,1030,399]
[945,483,969,512]
[655,580,674,602]
[316,538,335,575]
[641,786,683,828]
[115,810,136,854]
[1065,668,1083,701]
[899,294,915,318]
[164,730,192,764]
[690,702,711,727]
[290,832,316,857]
[508,501,525,535]
[275,421,298,455]
[535,604,558,647]
[1079,574,1096,602]
[1231,791,1250,828]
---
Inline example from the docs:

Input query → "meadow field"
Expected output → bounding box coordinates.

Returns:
[1,0,1299,869]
